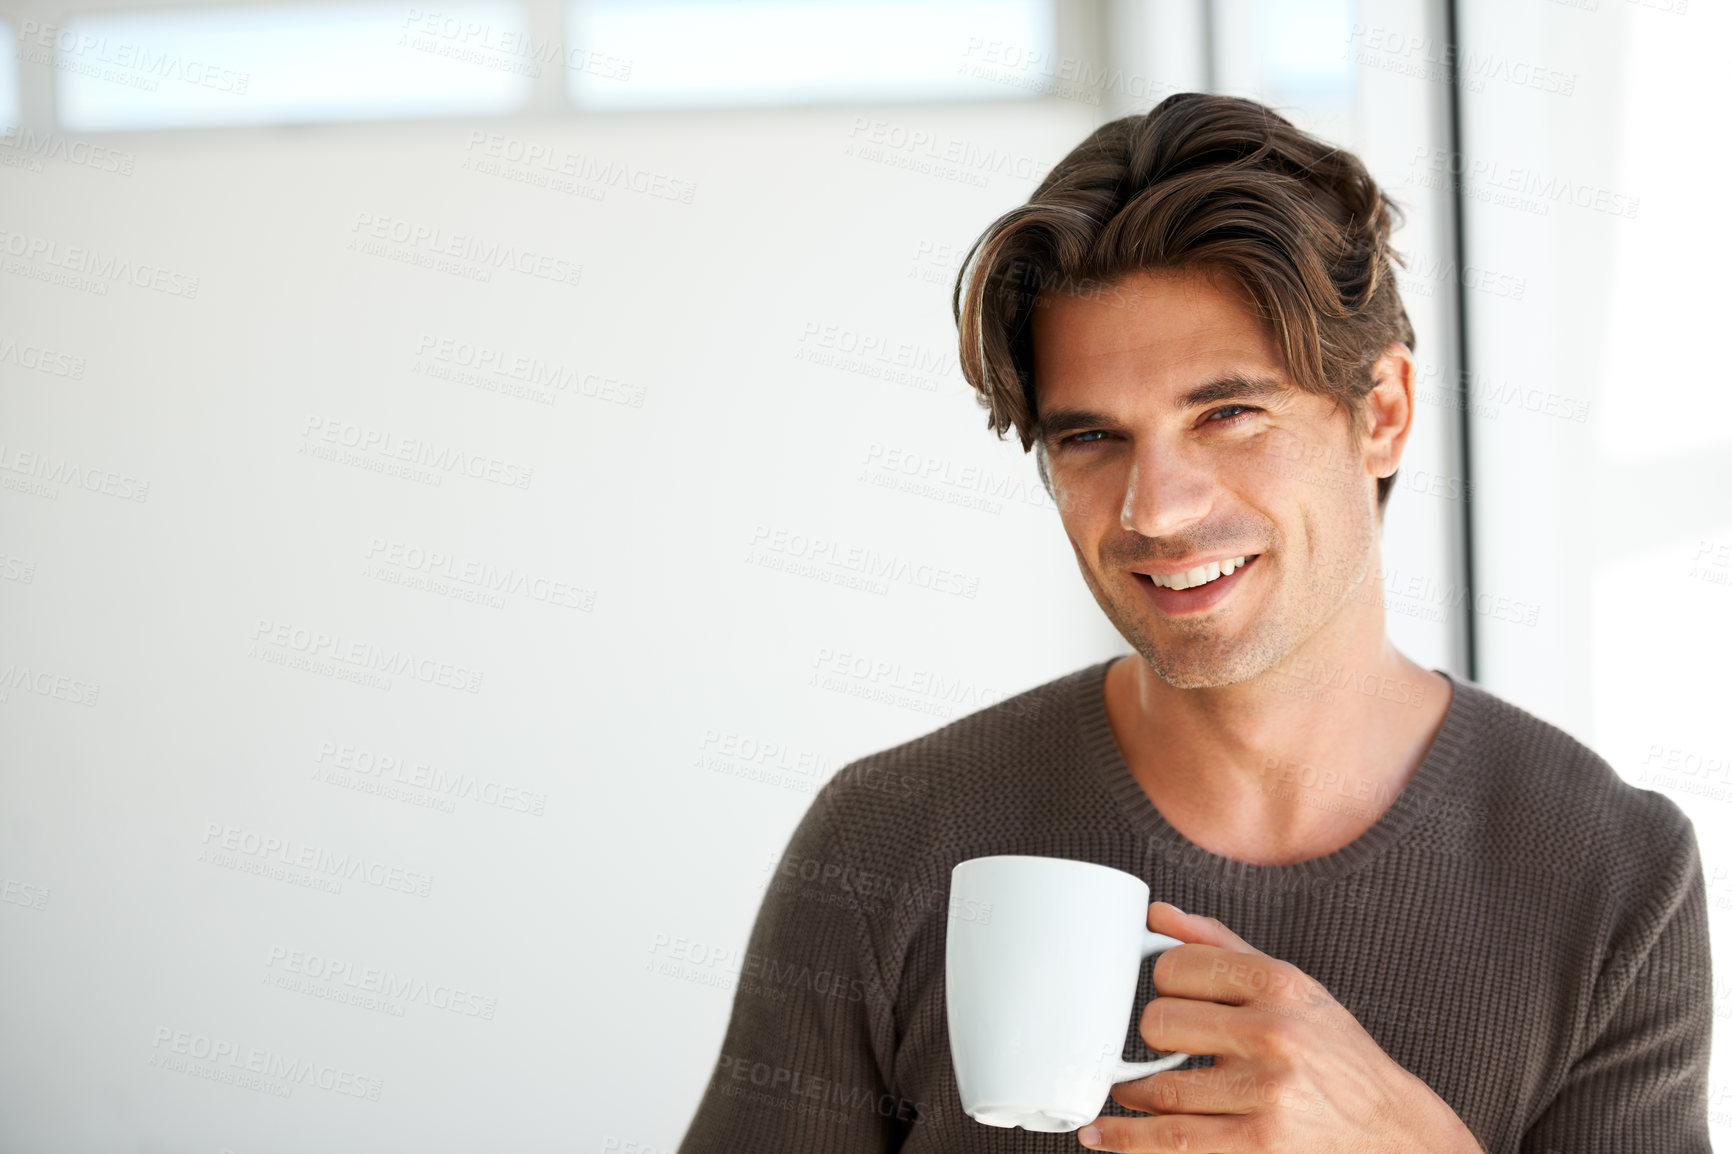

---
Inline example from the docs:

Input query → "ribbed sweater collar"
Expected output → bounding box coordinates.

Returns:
[1073,657,1482,892]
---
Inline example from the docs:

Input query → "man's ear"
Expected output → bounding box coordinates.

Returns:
[1360,341,1416,481]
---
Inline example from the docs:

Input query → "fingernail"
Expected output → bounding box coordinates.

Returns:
[1079,1124,1102,1146]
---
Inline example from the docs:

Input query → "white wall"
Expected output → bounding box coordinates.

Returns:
[0,1,1540,1149]
[1451,0,1732,1139]
[0,87,1138,1151]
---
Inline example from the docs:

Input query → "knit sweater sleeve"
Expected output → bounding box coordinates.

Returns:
[1520,813,1713,1154]
[675,788,906,1154]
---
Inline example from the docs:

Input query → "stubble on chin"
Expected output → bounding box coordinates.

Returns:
[1138,631,1275,689]
[1121,600,1282,689]
[1073,549,1282,690]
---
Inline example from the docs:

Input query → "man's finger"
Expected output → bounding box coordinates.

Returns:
[1148,901,1263,955]
[1133,993,1261,1059]
[1108,1065,1260,1116]
[1080,1109,1254,1153]
[1152,941,1333,1013]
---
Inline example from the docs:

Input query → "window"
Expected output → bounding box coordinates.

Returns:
[53,3,533,132]
[565,0,1054,110]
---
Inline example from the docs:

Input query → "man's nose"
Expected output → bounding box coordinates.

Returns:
[1119,443,1213,538]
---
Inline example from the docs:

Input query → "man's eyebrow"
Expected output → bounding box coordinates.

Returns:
[1032,374,1291,442]
[1032,407,1115,442]
[1175,373,1291,411]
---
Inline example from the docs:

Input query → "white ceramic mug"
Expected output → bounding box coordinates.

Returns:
[945,854,1191,1132]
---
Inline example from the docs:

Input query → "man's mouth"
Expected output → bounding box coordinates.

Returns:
[1133,553,1262,615]
[1143,555,1255,590]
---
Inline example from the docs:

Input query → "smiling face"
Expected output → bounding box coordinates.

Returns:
[1031,266,1399,689]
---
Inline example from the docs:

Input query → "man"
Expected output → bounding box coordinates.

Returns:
[675,93,1710,1153]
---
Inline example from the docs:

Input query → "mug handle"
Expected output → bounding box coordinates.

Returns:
[1105,930,1189,1083]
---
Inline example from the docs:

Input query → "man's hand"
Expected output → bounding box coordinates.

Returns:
[1077,902,1486,1153]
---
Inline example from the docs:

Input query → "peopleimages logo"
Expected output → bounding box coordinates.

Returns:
[0,334,86,378]
[460,132,694,203]
[148,1026,382,1101]
[413,334,647,408]
[715,1053,930,1126]
[313,740,548,816]
[1408,145,1639,219]
[0,442,149,501]
[0,126,135,175]
[248,617,485,694]
[264,945,498,1019]
[348,212,583,287]
[0,662,100,707]
[0,226,200,296]
[301,416,534,490]
[747,523,979,599]
[200,823,435,897]
[363,538,593,612]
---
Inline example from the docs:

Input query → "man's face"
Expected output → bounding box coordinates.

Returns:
[1029,267,1383,689]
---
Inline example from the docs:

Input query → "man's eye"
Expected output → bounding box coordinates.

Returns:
[1209,405,1259,423]
[1056,409,1257,448]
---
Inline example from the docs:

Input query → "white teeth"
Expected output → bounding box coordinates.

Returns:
[1148,556,1249,590]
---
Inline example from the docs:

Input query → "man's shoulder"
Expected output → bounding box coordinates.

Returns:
[810,657,1109,833]
[1448,674,1696,881]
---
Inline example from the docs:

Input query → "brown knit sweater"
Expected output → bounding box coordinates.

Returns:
[675,659,1711,1153]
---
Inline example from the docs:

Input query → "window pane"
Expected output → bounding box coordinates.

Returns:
[53,3,531,132]
[566,0,1054,110]
[1213,0,1356,145]
[0,19,18,131]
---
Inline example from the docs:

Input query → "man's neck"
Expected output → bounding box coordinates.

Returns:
[1102,632,1453,867]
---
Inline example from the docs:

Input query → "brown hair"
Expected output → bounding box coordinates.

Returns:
[951,92,1416,512]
